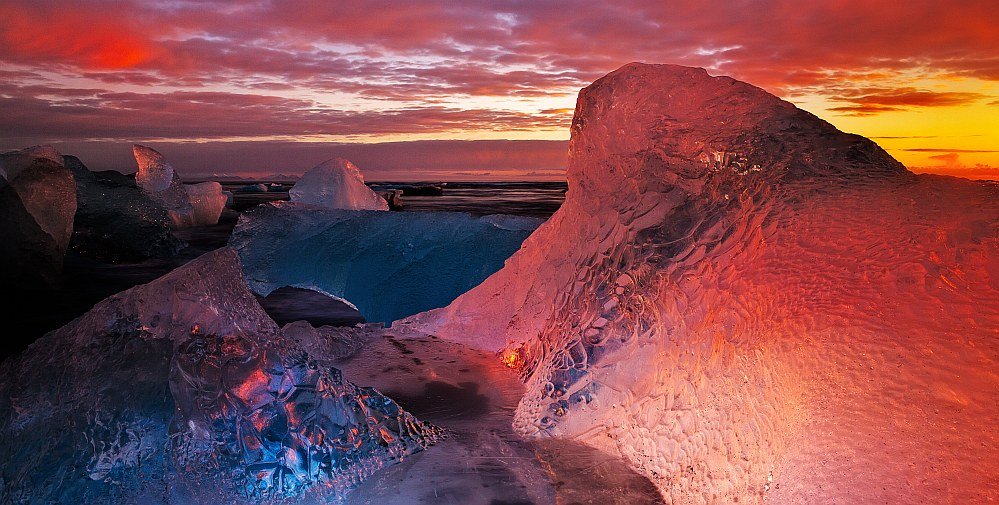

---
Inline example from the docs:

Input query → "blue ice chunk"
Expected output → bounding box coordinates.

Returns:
[229,202,542,323]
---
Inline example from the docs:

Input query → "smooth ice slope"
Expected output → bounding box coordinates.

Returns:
[230,202,541,322]
[0,145,77,286]
[0,248,440,503]
[402,63,999,503]
[290,158,389,210]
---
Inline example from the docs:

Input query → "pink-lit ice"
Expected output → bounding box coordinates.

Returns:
[402,63,999,503]
[132,145,226,227]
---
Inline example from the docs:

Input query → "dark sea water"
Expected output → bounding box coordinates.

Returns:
[371,181,568,218]
[223,180,568,218]
[1,182,566,358]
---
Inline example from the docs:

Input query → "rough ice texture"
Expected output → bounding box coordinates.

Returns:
[183,181,226,226]
[230,201,541,323]
[402,63,999,502]
[0,247,440,503]
[65,155,184,262]
[132,145,223,227]
[132,144,178,193]
[0,145,77,286]
[290,158,389,211]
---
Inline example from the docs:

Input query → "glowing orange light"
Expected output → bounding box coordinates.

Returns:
[501,348,521,369]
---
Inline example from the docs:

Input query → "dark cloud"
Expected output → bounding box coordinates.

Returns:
[0,84,572,141]
[903,148,999,153]
[2,139,569,181]
[828,87,989,116]
[870,135,983,139]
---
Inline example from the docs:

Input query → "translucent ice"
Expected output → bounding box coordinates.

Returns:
[133,144,177,193]
[230,201,541,323]
[183,181,226,226]
[0,145,77,286]
[0,247,440,503]
[132,145,224,227]
[402,64,999,502]
[289,158,389,211]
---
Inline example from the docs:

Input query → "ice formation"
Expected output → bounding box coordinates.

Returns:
[66,155,184,262]
[183,181,227,226]
[132,145,224,227]
[403,64,999,502]
[0,145,77,286]
[230,202,542,323]
[0,247,440,502]
[289,158,390,211]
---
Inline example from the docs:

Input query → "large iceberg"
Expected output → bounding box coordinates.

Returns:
[402,64,999,502]
[230,202,541,323]
[132,145,226,228]
[289,158,390,211]
[0,247,440,503]
[66,155,184,262]
[0,145,77,286]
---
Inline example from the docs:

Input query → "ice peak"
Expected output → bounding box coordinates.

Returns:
[290,157,389,211]
[132,144,176,192]
[569,62,907,187]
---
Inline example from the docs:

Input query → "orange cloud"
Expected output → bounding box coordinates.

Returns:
[0,3,158,69]
[828,88,989,116]
[928,152,961,168]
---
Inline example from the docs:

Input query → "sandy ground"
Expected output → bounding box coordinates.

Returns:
[327,326,665,504]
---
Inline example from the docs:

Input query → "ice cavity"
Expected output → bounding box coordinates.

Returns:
[0,247,441,502]
[132,145,226,227]
[290,158,389,211]
[230,201,541,323]
[402,63,999,503]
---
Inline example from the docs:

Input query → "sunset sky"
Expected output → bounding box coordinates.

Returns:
[1,0,996,180]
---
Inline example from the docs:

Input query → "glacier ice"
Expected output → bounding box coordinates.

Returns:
[133,144,178,193]
[0,247,440,503]
[402,63,999,503]
[66,155,184,262]
[0,145,77,286]
[230,201,541,323]
[183,181,226,226]
[289,158,389,211]
[132,145,224,227]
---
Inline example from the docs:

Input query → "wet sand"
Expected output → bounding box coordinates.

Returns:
[331,328,664,504]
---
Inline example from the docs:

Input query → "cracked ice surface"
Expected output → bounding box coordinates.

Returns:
[402,64,999,503]
[229,201,541,323]
[0,248,440,503]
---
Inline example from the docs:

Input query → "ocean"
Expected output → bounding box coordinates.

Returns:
[223,180,568,218]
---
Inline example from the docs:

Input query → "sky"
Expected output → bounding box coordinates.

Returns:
[0,0,997,180]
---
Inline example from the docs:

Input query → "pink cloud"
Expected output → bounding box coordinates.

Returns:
[1,0,998,163]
